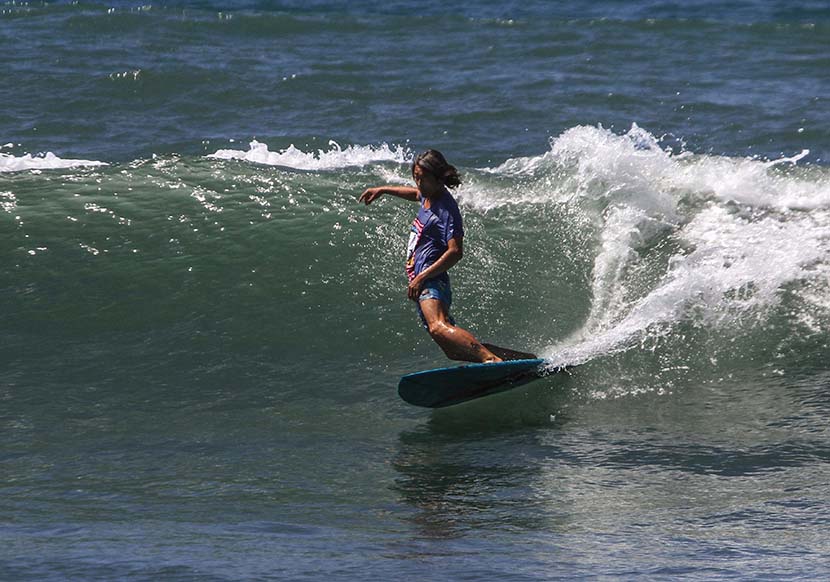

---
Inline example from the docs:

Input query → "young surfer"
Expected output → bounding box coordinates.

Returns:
[359,149,535,363]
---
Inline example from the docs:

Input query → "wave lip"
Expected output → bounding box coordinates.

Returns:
[0,151,107,173]
[207,140,410,170]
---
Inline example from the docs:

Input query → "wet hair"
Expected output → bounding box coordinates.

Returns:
[412,149,462,189]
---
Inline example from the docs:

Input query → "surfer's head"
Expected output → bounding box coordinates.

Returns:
[412,150,462,195]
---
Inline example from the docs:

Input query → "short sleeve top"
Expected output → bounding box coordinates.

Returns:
[405,189,464,283]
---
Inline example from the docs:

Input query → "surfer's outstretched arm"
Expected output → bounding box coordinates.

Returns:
[359,185,419,204]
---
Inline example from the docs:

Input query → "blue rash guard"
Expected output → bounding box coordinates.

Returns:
[405,189,464,284]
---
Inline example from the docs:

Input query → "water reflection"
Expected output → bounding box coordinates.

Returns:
[386,368,830,576]
[390,384,574,540]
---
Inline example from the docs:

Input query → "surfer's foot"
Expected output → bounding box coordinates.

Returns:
[482,343,537,361]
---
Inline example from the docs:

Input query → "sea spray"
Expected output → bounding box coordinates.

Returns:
[527,126,830,372]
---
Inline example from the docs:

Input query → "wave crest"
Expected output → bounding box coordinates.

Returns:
[207,140,410,170]
[0,151,106,173]
[530,125,830,368]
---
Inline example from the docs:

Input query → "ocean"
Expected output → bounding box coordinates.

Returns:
[2,1,830,579]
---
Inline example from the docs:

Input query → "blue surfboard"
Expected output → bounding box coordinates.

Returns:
[398,358,562,408]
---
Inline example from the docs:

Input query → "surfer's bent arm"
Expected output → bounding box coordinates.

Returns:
[407,237,464,300]
[359,186,419,205]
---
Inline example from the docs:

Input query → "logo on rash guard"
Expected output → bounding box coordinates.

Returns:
[405,217,424,281]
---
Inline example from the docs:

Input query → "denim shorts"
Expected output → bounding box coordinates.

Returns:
[415,277,456,330]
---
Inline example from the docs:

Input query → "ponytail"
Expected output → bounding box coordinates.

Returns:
[412,149,462,189]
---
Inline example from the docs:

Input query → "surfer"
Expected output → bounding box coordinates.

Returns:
[359,149,534,363]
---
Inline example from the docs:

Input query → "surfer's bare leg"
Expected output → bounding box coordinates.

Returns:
[481,343,537,361]
[419,299,503,363]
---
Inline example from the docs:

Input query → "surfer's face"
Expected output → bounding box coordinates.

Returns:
[413,164,443,198]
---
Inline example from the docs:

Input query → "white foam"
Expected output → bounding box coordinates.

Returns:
[0,151,106,173]
[207,140,410,170]
[464,123,687,212]
[545,205,830,366]
[483,124,830,211]
[531,124,830,367]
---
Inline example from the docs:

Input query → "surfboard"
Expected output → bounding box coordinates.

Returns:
[398,358,562,408]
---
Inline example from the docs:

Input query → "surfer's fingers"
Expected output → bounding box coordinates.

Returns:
[359,188,379,204]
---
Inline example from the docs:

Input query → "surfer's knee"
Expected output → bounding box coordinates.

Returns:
[427,323,468,361]
[426,319,452,341]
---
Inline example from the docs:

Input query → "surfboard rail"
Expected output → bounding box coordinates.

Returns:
[398,358,566,408]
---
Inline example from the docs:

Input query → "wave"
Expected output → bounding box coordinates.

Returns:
[195,126,830,375]
[524,125,830,370]
[207,140,410,170]
[4,126,828,393]
[0,150,107,173]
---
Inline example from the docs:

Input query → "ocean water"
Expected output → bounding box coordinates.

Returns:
[2,1,830,580]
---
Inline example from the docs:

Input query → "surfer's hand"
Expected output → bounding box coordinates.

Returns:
[407,276,424,301]
[359,187,382,205]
